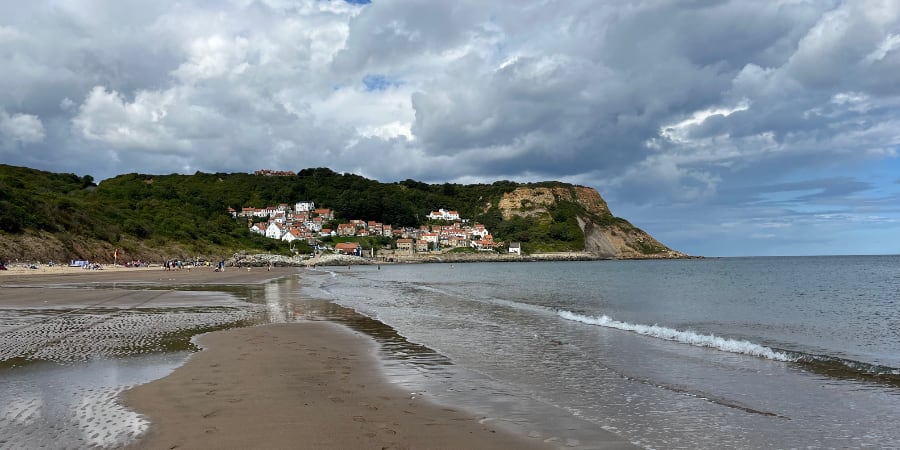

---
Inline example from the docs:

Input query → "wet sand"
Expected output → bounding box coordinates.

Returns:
[0,264,292,286]
[3,266,560,449]
[123,322,556,450]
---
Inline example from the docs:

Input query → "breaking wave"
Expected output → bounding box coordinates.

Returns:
[558,310,795,362]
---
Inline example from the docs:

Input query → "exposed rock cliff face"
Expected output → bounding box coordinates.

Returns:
[497,186,687,259]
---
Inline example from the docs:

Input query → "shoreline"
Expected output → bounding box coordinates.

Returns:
[0,267,575,448]
[122,321,558,449]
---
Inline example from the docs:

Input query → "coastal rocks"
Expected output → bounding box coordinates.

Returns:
[496,186,612,220]
[495,186,688,259]
[312,253,372,266]
[226,251,372,267]
[226,252,309,267]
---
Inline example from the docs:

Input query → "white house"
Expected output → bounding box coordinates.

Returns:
[426,208,461,221]
[295,201,315,212]
[282,228,303,243]
[304,219,323,232]
[470,223,490,239]
[508,242,521,255]
[265,222,285,239]
[250,222,266,235]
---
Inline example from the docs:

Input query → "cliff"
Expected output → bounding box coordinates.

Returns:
[496,186,686,259]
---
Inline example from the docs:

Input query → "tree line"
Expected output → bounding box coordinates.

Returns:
[0,165,601,257]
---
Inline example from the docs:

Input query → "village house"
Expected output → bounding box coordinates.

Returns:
[335,242,362,256]
[426,209,461,221]
[250,222,266,235]
[472,234,496,250]
[231,200,496,254]
[265,222,285,239]
[471,223,489,239]
[337,223,356,236]
[314,208,334,220]
[395,238,414,254]
[255,169,296,176]
[508,242,522,255]
[282,228,304,243]
[295,201,315,212]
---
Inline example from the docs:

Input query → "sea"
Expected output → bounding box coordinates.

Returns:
[301,256,900,449]
[1,256,898,449]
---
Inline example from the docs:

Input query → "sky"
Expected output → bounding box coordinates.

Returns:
[1,0,899,257]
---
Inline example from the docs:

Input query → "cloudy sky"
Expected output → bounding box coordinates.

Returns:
[1,0,899,256]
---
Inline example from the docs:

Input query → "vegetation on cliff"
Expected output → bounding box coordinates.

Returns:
[0,164,682,262]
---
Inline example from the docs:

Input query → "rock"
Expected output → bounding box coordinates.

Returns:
[311,253,372,266]
[226,251,309,267]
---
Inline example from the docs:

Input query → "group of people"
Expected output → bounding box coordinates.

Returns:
[162,259,229,271]
[163,260,185,271]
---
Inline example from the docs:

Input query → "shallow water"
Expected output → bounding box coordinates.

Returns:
[0,282,268,449]
[4,257,898,449]
[303,258,900,449]
[0,354,188,449]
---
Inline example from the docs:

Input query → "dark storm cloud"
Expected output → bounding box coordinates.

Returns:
[0,0,898,254]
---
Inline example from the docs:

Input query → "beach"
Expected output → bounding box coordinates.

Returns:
[0,265,567,449]
[123,322,556,450]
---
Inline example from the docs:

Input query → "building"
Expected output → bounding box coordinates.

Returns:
[335,242,362,256]
[508,242,522,255]
[426,208,461,221]
[295,201,315,212]
[396,238,414,254]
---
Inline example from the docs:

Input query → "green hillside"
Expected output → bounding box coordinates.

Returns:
[0,165,605,262]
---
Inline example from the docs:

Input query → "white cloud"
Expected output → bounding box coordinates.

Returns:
[864,33,900,62]
[1,0,900,255]
[658,100,751,144]
[0,109,45,145]
[72,86,187,151]
[172,35,251,84]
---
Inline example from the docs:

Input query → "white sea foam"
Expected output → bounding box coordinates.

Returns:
[558,310,794,362]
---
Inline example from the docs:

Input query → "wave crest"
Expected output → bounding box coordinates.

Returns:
[558,310,794,362]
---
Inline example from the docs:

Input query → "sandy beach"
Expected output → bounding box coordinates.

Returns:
[1,265,562,449]
[123,322,556,450]
[0,263,290,285]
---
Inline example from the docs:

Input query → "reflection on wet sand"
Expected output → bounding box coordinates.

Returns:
[0,269,464,449]
[0,277,271,448]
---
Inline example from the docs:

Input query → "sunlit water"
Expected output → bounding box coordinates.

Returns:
[303,257,900,449]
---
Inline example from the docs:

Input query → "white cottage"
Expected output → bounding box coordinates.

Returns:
[265,222,284,239]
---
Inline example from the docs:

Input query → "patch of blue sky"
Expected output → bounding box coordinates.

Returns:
[344,0,371,5]
[362,74,401,91]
